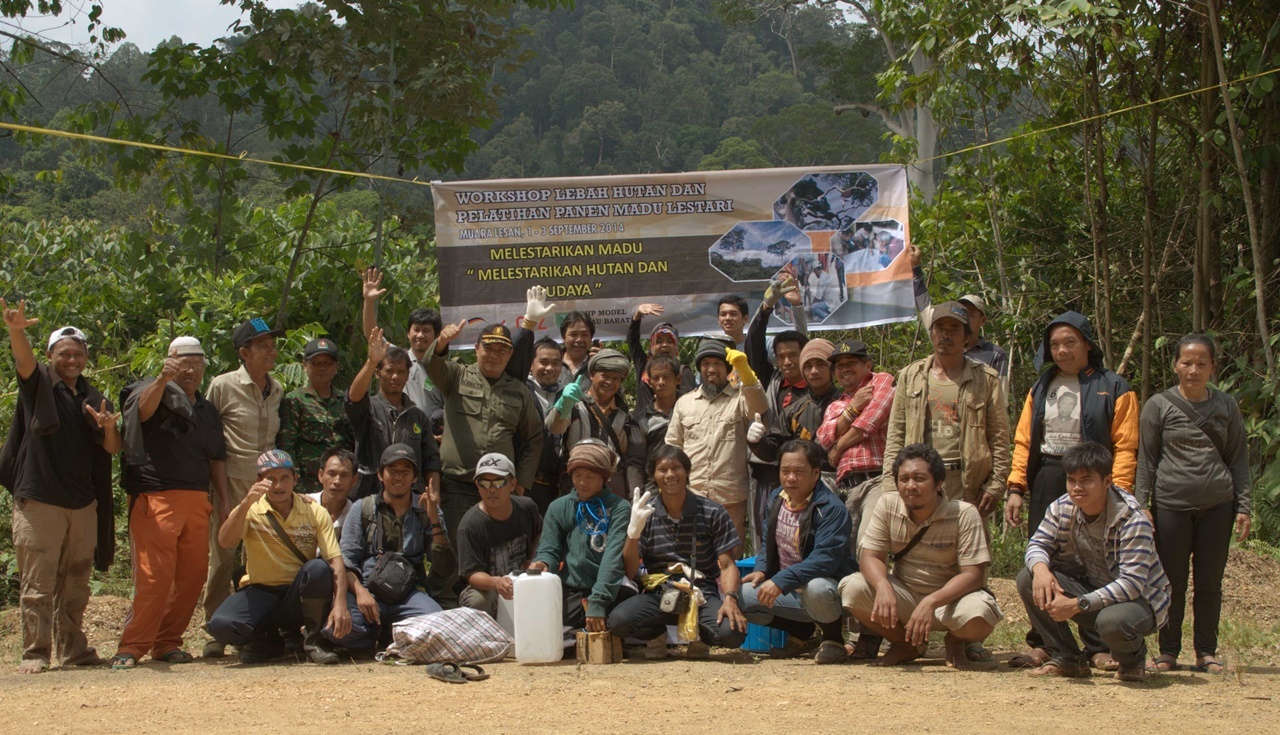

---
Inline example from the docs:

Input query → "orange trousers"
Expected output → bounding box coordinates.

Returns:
[116,490,212,660]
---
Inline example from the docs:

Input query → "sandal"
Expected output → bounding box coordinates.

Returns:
[1147,654,1180,672]
[1007,647,1051,669]
[110,654,137,670]
[965,642,994,663]
[1028,660,1091,678]
[457,663,490,681]
[1116,665,1148,682]
[1090,652,1119,672]
[425,662,468,684]
[1193,656,1224,673]
[157,649,194,664]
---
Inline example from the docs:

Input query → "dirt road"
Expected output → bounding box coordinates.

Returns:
[0,556,1277,735]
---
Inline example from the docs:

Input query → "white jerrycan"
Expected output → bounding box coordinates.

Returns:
[512,570,563,664]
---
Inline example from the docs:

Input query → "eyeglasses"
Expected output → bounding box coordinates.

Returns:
[476,477,509,490]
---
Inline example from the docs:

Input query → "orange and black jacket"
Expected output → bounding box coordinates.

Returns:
[1009,311,1140,492]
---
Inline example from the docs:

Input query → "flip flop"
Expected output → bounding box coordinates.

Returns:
[1090,652,1119,672]
[1007,647,1051,668]
[965,643,994,663]
[1147,654,1180,672]
[110,654,137,670]
[156,649,194,664]
[1028,660,1091,678]
[1193,656,1224,673]
[425,662,468,684]
[457,663,491,681]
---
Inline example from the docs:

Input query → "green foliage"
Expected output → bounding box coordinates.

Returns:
[463,0,888,179]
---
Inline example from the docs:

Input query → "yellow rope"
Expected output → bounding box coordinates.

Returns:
[0,120,431,186]
[1,64,1276,187]
[915,66,1280,165]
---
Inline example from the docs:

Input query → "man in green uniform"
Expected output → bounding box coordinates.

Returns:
[278,338,355,495]
[426,322,543,549]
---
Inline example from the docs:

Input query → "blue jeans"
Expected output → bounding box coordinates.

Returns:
[741,576,843,625]
[207,558,333,646]
[326,589,442,650]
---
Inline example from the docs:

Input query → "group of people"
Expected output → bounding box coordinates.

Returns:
[0,244,1253,681]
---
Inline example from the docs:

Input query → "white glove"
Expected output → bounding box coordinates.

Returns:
[746,413,766,443]
[525,285,555,323]
[627,487,655,539]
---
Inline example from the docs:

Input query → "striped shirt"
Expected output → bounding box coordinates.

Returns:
[817,371,896,481]
[637,492,738,591]
[775,502,803,569]
[1026,486,1171,627]
[862,492,990,596]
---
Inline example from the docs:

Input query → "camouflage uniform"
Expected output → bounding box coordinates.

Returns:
[278,385,355,494]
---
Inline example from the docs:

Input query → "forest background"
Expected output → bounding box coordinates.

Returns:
[0,0,1277,600]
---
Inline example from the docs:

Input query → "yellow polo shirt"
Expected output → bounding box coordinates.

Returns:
[239,495,341,587]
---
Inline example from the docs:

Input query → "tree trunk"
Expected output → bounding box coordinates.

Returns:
[1207,0,1276,372]
[1087,40,1113,368]
[909,48,937,204]
[1193,14,1217,333]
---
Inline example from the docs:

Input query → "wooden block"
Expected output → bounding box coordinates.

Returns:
[575,631,623,664]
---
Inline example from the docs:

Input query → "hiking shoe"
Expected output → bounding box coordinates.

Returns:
[770,635,822,659]
[685,641,710,659]
[814,640,849,665]
[305,639,340,665]
[282,631,304,655]
[202,640,226,659]
[644,635,669,660]
[238,640,281,665]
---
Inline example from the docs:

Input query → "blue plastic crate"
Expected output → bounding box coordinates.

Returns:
[735,557,788,653]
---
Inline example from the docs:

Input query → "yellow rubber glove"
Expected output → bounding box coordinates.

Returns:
[724,348,758,386]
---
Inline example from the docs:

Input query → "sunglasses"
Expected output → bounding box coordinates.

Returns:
[476,477,509,490]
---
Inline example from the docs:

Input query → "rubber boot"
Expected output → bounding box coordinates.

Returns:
[300,599,340,665]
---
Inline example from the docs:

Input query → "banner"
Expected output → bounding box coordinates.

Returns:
[431,166,914,344]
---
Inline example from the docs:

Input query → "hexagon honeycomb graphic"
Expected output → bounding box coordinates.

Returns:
[709,220,812,283]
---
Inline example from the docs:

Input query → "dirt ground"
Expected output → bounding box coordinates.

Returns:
[0,551,1277,735]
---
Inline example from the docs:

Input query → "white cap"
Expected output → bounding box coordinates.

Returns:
[168,336,205,358]
[47,326,87,351]
[474,452,516,479]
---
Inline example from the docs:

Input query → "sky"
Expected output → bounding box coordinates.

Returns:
[10,0,299,52]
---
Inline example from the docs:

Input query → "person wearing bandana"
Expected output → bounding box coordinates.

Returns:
[529,441,633,630]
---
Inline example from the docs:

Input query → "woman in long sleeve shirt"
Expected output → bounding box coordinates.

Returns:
[1136,335,1251,673]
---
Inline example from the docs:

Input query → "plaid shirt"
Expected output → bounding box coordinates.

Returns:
[816,371,895,483]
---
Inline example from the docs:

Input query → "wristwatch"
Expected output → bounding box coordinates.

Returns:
[723,590,740,604]
[1076,596,1092,613]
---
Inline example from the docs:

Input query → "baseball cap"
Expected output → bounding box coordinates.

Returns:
[477,323,512,347]
[829,339,870,364]
[168,336,205,358]
[379,443,419,471]
[47,326,87,351]
[256,449,296,474]
[232,317,283,349]
[304,337,339,360]
[928,301,970,329]
[474,452,516,478]
[957,294,987,316]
